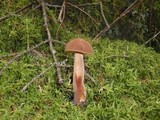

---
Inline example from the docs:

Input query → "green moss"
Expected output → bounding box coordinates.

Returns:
[0,39,160,119]
[0,1,160,119]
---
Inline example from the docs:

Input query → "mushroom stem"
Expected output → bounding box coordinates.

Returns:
[73,53,86,105]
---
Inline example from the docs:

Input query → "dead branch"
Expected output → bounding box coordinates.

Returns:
[45,3,62,8]
[85,71,96,84]
[100,1,110,28]
[26,4,41,15]
[0,2,36,22]
[67,2,98,24]
[106,55,130,58]
[40,0,63,84]
[0,39,65,59]
[49,39,66,45]
[0,39,50,75]
[58,0,66,23]
[21,62,95,92]
[56,0,66,38]
[0,53,19,59]
[75,2,100,7]
[0,38,65,75]
[21,63,55,92]
[21,58,69,92]
[93,0,144,40]
[144,31,160,45]
[46,2,100,8]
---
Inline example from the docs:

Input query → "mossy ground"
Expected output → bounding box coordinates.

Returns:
[0,1,160,119]
[0,39,160,120]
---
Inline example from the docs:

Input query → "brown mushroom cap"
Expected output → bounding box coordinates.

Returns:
[65,38,93,54]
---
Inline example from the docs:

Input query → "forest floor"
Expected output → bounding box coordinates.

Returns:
[0,40,160,120]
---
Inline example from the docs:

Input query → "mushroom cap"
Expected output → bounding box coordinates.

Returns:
[65,38,93,54]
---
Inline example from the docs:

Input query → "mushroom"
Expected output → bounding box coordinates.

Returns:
[65,38,93,105]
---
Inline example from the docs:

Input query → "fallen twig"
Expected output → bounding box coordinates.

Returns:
[26,4,41,15]
[45,3,62,8]
[0,53,19,59]
[21,63,96,92]
[45,2,100,8]
[67,2,97,24]
[0,2,36,22]
[21,63,55,92]
[100,1,110,28]
[0,39,65,59]
[56,0,66,38]
[49,39,66,45]
[75,2,100,7]
[57,0,66,23]
[21,59,69,92]
[85,71,96,84]
[40,0,63,84]
[93,0,144,40]
[144,31,160,45]
[0,39,50,75]
[106,55,130,58]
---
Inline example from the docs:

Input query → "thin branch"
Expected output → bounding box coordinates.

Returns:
[0,38,65,74]
[85,71,96,84]
[26,4,41,15]
[93,0,144,40]
[106,55,130,58]
[45,2,100,8]
[57,0,66,23]
[100,1,110,28]
[21,63,55,92]
[56,0,66,38]
[49,39,66,45]
[0,53,18,59]
[40,0,63,84]
[21,59,69,92]
[67,2,98,24]
[0,39,65,59]
[0,39,50,75]
[0,2,36,22]
[21,61,96,92]
[144,31,160,45]
[76,2,100,7]
[45,3,62,8]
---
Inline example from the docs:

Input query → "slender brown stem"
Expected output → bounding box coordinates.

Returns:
[73,53,86,105]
